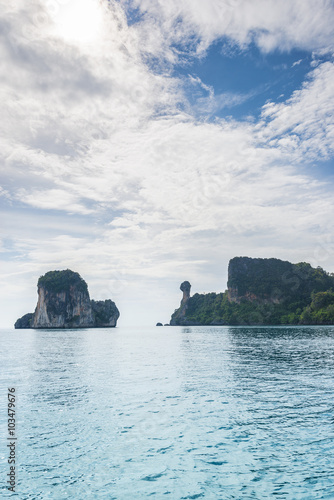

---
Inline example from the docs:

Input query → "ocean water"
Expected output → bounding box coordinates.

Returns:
[1,325,334,499]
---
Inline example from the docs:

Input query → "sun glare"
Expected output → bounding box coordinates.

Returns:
[49,0,103,45]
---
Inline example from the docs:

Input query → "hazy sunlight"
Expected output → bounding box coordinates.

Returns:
[49,0,103,45]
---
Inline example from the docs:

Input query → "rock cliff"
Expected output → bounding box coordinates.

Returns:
[15,270,120,329]
[227,257,334,305]
[227,257,294,304]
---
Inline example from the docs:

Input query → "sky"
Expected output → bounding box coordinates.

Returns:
[1,0,334,327]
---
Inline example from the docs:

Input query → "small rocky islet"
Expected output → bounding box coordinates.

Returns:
[15,269,119,329]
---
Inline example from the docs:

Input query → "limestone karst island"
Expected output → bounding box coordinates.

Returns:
[170,257,334,326]
[15,270,120,329]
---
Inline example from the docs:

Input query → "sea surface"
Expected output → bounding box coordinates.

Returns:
[1,326,334,499]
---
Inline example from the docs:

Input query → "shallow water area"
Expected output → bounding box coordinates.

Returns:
[1,325,334,499]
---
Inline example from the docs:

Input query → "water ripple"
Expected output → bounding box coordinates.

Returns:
[1,326,334,498]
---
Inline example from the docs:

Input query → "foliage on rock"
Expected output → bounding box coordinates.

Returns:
[38,269,88,294]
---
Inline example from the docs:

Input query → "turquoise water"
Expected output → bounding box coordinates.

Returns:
[1,326,334,499]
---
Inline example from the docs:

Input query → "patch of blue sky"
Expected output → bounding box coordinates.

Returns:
[174,42,315,120]
[304,158,334,181]
[120,1,144,26]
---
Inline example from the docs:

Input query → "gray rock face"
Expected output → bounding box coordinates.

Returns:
[15,270,120,329]
[226,256,334,305]
[32,285,94,328]
[227,256,293,304]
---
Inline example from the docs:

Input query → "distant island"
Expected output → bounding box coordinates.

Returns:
[170,257,334,326]
[15,270,120,329]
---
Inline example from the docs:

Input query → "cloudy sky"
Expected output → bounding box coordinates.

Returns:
[1,0,334,327]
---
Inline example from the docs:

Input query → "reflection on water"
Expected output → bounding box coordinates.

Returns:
[1,326,334,499]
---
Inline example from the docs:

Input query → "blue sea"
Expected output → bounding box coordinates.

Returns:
[1,326,334,499]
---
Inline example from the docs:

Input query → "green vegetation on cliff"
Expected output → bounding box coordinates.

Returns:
[299,290,334,324]
[38,269,88,294]
[171,257,334,326]
[178,292,227,325]
[172,291,307,326]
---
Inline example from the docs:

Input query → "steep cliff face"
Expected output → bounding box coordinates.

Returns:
[33,282,94,328]
[15,270,120,329]
[227,257,293,304]
[227,257,334,305]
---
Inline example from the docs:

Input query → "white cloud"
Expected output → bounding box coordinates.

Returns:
[292,59,302,68]
[260,61,334,159]
[17,188,95,214]
[127,0,334,57]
